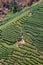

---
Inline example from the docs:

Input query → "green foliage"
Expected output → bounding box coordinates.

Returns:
[13,1,21,13]
[0,1,43,65]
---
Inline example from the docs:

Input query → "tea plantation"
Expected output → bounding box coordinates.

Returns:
[0,1,43,65]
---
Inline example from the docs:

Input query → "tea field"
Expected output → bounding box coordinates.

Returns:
[0,1,43,65]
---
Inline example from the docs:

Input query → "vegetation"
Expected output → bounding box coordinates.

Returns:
[0,0,43,65]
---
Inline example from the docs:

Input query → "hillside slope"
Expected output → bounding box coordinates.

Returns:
[0,1,43,65]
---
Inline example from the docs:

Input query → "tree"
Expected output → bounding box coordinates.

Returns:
[12,1,21,13]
